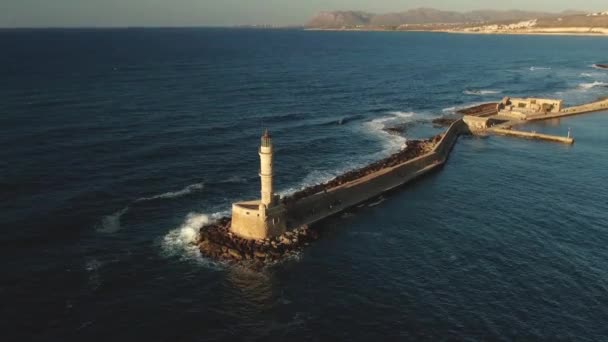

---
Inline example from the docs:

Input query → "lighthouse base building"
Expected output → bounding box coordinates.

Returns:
[230,130,287,240]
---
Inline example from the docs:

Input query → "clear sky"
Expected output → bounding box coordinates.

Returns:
[1,0,606,27]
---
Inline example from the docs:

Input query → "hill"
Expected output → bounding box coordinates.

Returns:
[306,8,582,28]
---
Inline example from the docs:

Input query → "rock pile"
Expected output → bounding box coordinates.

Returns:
[198,218,320,266]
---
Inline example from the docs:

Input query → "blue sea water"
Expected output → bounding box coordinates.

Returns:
[2,28,608,341]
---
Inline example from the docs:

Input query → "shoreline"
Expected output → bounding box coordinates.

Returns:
[304,27,608,37]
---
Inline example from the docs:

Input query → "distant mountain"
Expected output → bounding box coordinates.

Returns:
[307,8,585,28]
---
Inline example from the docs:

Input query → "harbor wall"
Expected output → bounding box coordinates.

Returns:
[285,120,466,229]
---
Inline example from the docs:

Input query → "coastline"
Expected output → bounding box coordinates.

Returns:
[304,27,608,37]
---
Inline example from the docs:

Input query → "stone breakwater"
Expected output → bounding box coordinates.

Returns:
[197,136,442,265]
[281,137,440,204]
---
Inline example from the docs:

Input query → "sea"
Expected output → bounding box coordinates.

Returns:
[2,28,608,341]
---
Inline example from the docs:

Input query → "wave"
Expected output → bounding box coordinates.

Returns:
[529,66,552,71]
[578,81,608,90]
[463,90,501,96]
[98,182,206,233]
[320,114,365,126]
[135,182,204,202]
[97,206,130,233]
[161,212,226,269]
[364,111,412,154]
[216,175,248,184]
[592,64,608,70]
[580,73,594,78]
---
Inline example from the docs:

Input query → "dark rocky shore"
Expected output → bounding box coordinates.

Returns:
[197,135,441,266]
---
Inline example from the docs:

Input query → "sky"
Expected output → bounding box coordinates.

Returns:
[0,0,606,28]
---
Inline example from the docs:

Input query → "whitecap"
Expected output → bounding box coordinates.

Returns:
[135,182,205,202]
[578,81,608,90]
[530,66,551,71]
[463,89,501,96]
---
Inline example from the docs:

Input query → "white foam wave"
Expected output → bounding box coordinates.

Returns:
[578,81,608,90]
[389,111,415,119]
[364,111,414,154]
[580,73,594,78]
[463,90,501,96]
[530,66,551,71]
[136,182,205,202]
[161,212,224,269]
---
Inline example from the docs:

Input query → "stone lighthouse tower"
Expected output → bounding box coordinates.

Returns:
[259,129,274,206]
[229,130,286,240]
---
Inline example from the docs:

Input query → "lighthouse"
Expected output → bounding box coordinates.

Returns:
[229,130,286,240]
[259,129,274,206]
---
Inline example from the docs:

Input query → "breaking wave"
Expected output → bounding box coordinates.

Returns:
[364,111,413,154]
[98,182,206,233]
[578,81,608,90]
[592,64,608,70]
[161,212,225,269]
[463,90,501,96]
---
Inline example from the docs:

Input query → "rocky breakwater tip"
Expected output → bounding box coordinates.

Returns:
[198,217,319,267]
